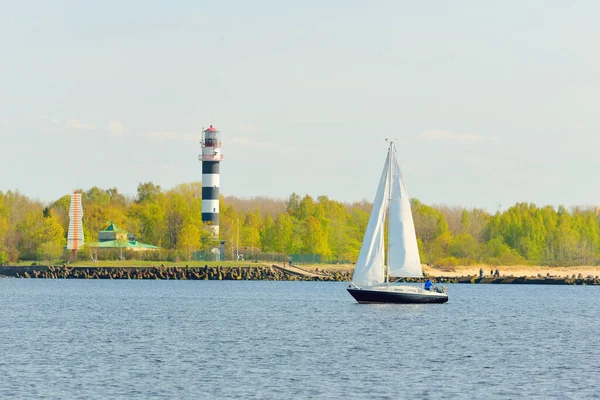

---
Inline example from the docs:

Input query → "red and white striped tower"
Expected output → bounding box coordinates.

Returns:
[199,125,223,237]
[67,190,84,254]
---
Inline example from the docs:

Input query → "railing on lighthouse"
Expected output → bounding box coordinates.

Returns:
[199,125,224,161]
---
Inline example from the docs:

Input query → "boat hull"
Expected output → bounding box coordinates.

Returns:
[347,287,448,304]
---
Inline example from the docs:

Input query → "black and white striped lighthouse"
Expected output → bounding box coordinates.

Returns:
[200,125,223,237]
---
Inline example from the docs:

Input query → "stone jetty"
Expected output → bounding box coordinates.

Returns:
[0,265,598,285]
[0,265,348,282]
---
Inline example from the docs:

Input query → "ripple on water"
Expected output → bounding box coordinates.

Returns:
[0,280,599,399]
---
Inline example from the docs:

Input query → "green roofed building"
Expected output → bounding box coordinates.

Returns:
[91,223,159,251]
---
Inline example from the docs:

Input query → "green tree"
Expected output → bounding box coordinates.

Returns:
[260,213,276,252]
[448,233,482,261]
[241,209,262,256]
[412,199,449,243]
[218,198,240,259]
[136,182,162,203]
[38,240,64,265]
[0,216,8,247]
[303,215,331,258]
[273,213,294,254]
[17,210,65,260]
[128,201,165,245]
[178,224,201,261]
[286,192,301,216]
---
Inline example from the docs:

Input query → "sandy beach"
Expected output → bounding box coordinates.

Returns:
[298,264,600,279]
[424,265,600,279]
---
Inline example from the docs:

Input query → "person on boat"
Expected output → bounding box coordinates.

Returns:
[424,278,433,291]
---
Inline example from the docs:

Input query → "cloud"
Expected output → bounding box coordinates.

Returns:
[236,123,260,135]
[230,136,296,154]
[143,131,199,142]
[107,120,125,136]
[160,163,175,171]
[67,119,96,130]
[421,130,493,142]
[228,123,299,154]
[466,155,514,170]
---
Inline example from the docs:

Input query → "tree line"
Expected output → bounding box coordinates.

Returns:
[0,182,599,266]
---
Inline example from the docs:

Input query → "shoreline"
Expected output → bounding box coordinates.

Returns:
[1,264,599,285]
[4,261,599,280]
[294,264,600,279]
[425,265,600,279]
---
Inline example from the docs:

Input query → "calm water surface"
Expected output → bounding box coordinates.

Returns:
[0,280,598,399]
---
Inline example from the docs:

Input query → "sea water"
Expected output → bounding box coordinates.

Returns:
[0,280,598,399]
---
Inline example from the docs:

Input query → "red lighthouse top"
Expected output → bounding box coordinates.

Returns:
[205,125,217,132]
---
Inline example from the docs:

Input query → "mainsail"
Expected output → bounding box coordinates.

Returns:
[387,145,423,278]
[351,151,391,287]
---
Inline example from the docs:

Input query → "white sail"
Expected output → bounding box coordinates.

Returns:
[351,151,391,287]
[387,146,423,278]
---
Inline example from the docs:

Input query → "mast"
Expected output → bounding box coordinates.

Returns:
[385,140,393,283]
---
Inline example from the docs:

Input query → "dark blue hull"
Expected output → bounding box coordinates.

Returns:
[347,288,448,304]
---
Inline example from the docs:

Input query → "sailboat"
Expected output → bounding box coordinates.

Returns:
[347,141,448,304]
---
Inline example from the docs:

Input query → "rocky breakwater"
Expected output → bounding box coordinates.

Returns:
[0,265,352,281]
[453,274,600,285]
[2,265,597,284]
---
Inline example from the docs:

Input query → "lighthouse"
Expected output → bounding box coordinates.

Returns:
[199,125,223,237]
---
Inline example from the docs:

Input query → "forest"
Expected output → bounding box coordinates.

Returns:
[0,182,599,266]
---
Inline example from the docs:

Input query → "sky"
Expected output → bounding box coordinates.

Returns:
[1,0,599,211]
